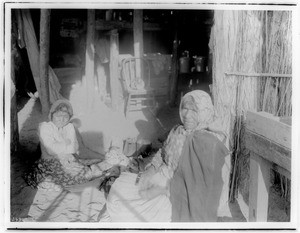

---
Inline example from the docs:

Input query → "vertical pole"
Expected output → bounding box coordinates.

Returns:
[109,29,119,110]
[39,9,51,118]
[169,11,179,106]
[133,10,143,80]
[11,15,19,153]
[84,9,95,111]
[249,153,271,222]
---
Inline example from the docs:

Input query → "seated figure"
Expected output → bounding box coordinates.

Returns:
[103,90,228,222]
[23,99,129,192]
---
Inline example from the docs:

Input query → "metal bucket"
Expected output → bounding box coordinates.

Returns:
[194,56,206,72]
[179,57,190,73]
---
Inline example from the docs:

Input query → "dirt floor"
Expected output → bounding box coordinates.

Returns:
[10,77,290,223]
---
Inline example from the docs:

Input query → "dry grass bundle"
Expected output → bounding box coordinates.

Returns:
[258,11,292,201]
[259,11,292,117]
[210,11,264,202]
[210,10,292,203]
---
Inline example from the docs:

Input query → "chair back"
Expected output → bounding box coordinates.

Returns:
[121,57,151,92]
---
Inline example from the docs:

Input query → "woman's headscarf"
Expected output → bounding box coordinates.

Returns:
[179,90,214,129]
[179,90,227,142]
[48,99,73,121]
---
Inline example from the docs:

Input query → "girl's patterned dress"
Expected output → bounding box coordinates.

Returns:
[23,121,129,192]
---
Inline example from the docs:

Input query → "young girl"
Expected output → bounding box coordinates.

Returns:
[24,99,129,191]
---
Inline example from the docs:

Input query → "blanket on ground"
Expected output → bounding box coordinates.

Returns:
[11,178,105,222]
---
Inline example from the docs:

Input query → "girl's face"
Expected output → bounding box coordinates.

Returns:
[52,109,70,128]
[181,100,199,131]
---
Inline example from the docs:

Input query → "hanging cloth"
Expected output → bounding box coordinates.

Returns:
[16,9,64,104]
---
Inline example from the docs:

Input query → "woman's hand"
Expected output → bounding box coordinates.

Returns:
[139,185,169,200]
[127,159,139,173]
[138,165,156,191]
[105,165,121,177]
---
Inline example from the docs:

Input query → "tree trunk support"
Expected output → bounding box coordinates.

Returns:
[133,10,144,80]
[109,29,119,110]
[84,9,96,111]
[39,9,51,117]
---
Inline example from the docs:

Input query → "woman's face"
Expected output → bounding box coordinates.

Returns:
[181,100,199,131]
[52,109,70,128]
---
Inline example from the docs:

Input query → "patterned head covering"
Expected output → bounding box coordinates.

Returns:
[179,90,215,130]
[48,99,73,121]
[179,90,227,143]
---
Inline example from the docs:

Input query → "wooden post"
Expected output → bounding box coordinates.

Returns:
[109,29,119,110]
[169,11,179,106]
[133,10,143,80]
[249,153,271,222]
[39,9,51,117]
[11,16,19,154]
[84,9,96,110]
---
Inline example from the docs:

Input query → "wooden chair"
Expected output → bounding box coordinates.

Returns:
[121,57,156,116]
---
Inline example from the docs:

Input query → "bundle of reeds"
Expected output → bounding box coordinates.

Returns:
[210,10,263,203]
[259,11,292,117]
[210,10,292,204]
[258,11,292,201]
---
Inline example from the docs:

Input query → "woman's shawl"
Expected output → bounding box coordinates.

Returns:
[170,130,228,222]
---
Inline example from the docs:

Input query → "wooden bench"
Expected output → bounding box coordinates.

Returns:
[245,111,291,222]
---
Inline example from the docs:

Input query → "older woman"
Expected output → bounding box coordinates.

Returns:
[24,99,128,192]
[104,90,228,222]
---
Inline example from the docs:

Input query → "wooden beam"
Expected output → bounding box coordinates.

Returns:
[249,152,271,222]
[133,10,143,80]
[39,9,51,117]
[96,19,165,31]
[109,29,119,110]
[169,11,179,106]
[84,9,96,110]
[246,110,291,150]
[245,130,291,172]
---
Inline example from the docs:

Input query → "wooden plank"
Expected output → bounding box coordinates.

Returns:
[109,29,119,110]
[249,153,271,222]
[39,9,51,117]
[280,116,292,126]
[84,10,96,110]
[245,130,291,172]
[246,110,291,149]
[133,10,143,80]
